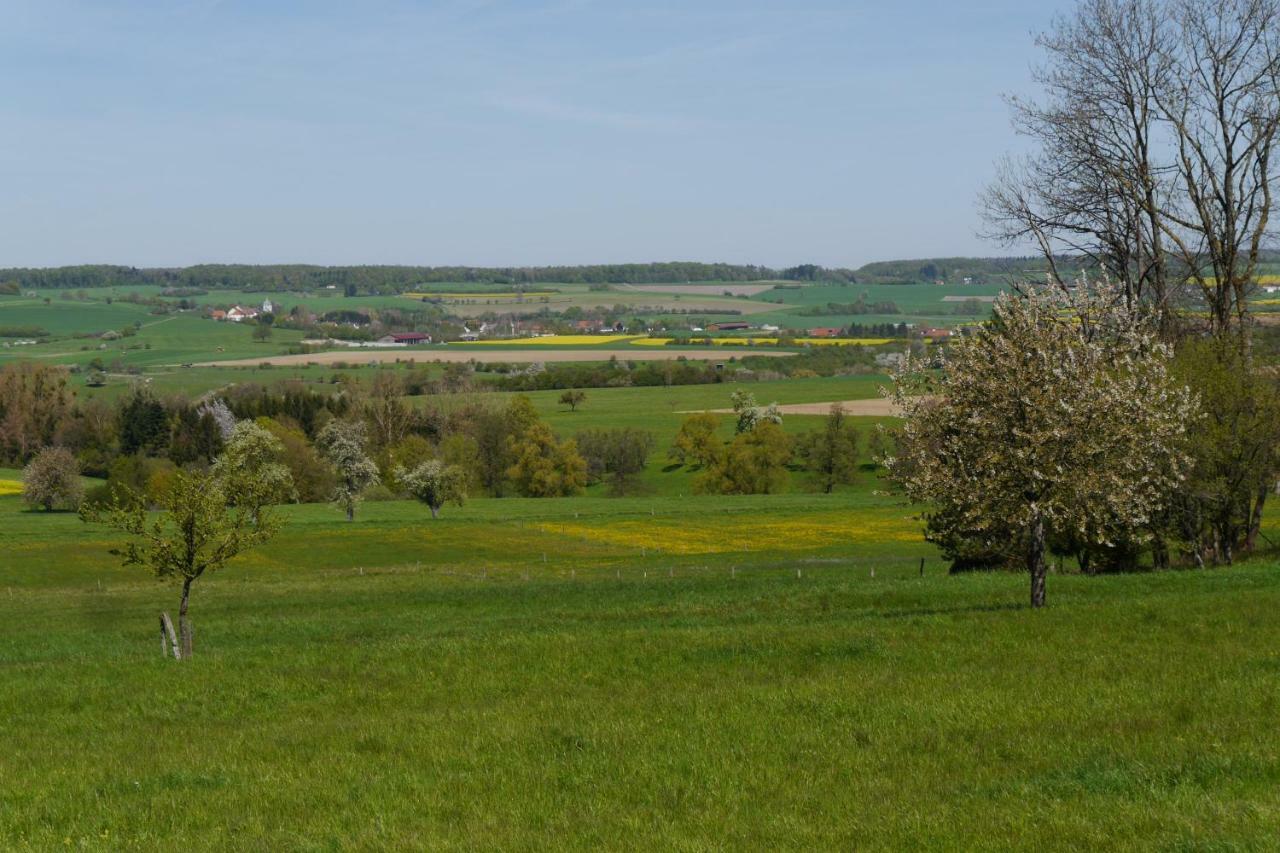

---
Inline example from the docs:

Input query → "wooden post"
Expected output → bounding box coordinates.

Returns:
[160,612,180,660]
[919,557,924,577]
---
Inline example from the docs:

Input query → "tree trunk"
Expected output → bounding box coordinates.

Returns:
[1244,482,1268,552]
[178,577,194,660]
[1152,535,1169,571]
[429,505,439,519]
[346,503,355,522]
[1028,513,1047,608]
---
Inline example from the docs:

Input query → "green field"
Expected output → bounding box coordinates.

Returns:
[3,479,1280,848]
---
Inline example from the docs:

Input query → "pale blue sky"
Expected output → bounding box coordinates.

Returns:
[0,1,1061,268]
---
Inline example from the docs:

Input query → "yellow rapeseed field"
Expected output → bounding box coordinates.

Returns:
[534,511,921,555]
[455,335,643,346]
[0,480,23,497]
[630,337,892,347]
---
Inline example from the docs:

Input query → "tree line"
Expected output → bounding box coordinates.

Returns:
[0,262,859,293]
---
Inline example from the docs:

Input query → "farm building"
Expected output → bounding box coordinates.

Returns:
[375,332,431,346]
[708,321,750,332]
[225,305,260,322]
[918,327,952,342]
[807,327,841,338]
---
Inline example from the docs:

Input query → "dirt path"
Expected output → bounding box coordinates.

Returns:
[192,348,798,367]
[681,398,905,416]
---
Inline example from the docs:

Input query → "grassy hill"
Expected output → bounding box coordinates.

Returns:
[2,485,1279,848]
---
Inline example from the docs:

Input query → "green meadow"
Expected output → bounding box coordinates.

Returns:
[3,482,1280,849]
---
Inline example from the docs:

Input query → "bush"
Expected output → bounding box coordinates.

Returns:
[22,447,83,511]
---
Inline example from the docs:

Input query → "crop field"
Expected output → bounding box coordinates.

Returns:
[455,334,643,346]
[3,468,1280,848]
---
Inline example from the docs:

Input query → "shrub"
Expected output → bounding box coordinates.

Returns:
[22,447,83,511]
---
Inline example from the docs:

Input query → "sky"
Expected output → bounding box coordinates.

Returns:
[0,0,1064,269]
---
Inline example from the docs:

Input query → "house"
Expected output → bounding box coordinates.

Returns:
[807,327,841,338]
[226,305,259,322]
[759,324,780,333]
[708,321,750,332]
[459,326,479,341]
[376,332,431,346]
[918,327,952,342]
[209,309,227,321]
[262,298,274,314]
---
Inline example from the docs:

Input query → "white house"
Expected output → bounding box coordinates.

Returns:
[262,298,274,314]
[226,305,260,322]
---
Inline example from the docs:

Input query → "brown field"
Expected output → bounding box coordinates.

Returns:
[192,348,798,367]
[616,283,781,297]
[682,398,904,416]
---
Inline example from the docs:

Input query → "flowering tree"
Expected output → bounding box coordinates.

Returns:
[885,280,1197,607]
[398,459,467,519]
[730,391,782,434]
[22,446,83,511]
[317,420,380,521]
[196,398,236,441]
[211,421,296,513]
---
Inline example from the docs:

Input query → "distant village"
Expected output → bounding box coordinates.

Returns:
[200,295,953,348]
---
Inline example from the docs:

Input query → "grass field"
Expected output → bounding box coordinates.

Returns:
[3,482,1280,848]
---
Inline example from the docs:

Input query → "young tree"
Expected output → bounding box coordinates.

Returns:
[797,404,859,493]
[168,405,224,466]
[22,446,83,511]
[363,369,412,451]
[669,412,723,468]
[470,396,539,496]
[379,434,434,492]
[507,421,587,497]
[196,398,237,441]
[575,427,656,494]
[117,389,169,457]
[399,459,468,518]
[252,323,272,342]
[0,362,74,465]
[210,421,296,512]
[886,281,1198,607]
[316,420,380,521]
[81,467,281,659]
[697,421,794,495]
[558,389,587,412]
[258,417,337,504]
[1172,338,1280,563]
[730,390,783,434]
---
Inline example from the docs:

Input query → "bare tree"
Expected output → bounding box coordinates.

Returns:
[1156,0,1280,332]
[984,0,1280,336]
[983,0,1175,316]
